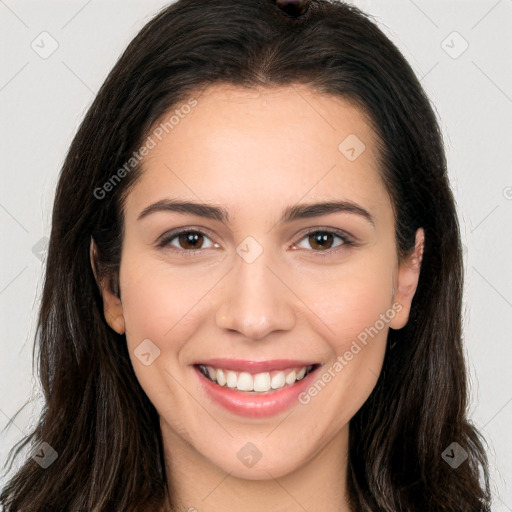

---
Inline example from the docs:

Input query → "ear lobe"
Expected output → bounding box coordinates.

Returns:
[90,238,125,335]
[389,228,424,330]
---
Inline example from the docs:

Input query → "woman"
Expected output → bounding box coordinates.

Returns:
[0,0,491,510]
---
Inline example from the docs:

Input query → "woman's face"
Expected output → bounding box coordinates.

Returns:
[98,84,422,479]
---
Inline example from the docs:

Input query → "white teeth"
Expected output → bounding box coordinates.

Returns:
[201,365,313,392]
[296,367,306,380]
[253,372,271,392]
[271,372,286,389]
[226,371,238,388]
[216,368,226,386]
[237,372,253,391]
[285,370,297,385]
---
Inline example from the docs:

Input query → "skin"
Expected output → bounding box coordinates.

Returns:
[92,84,424,512]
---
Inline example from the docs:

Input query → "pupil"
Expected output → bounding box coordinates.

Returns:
[309,232,333,250]
[180,232,202,249]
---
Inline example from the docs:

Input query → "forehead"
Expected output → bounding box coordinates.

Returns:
[125,83,391,224]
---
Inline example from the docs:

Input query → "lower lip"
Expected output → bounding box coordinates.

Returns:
[194,365,319,418]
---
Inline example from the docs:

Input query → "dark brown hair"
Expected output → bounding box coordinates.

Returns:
[1,0,491,510]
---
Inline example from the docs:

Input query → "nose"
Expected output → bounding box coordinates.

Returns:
[215,251,297,340]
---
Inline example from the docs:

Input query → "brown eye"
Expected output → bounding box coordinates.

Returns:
[177,231,206,250]
[158,229,217,252]
[308,232,335,250]
[293,229,353,255]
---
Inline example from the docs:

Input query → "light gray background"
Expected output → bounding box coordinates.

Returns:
[1,0,511,508]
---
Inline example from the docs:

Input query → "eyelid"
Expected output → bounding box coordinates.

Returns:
[291,226,356,258]
[294,225,355,245]
[156,226,218,251]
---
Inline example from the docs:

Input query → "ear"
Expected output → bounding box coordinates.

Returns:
[389,228,424,330]
[90,238,125,335]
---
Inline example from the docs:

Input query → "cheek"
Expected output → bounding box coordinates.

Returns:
[294,251,395,414]
[330,273,394,350]
[118,256,218,421]
[301,251,395,351]
[119,256,215,345]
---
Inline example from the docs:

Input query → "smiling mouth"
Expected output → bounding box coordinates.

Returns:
[195,363,320,393]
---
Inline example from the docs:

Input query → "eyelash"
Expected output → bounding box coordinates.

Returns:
[156,226,356,258]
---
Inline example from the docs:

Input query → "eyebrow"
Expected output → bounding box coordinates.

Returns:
[137,198,375,226]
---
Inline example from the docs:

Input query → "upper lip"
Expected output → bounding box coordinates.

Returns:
[194,359,320,372]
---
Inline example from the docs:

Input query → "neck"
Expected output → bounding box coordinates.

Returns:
[160,421,351,512]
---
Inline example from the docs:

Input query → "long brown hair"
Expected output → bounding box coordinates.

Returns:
[1,0,491,510]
